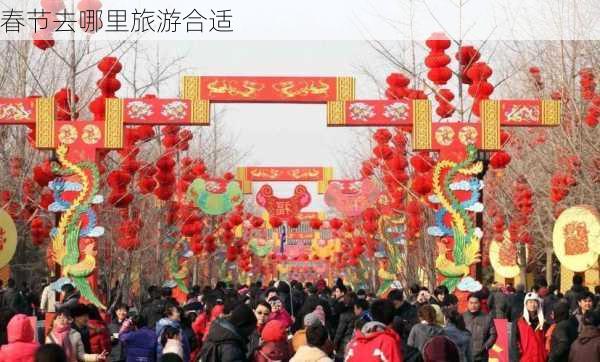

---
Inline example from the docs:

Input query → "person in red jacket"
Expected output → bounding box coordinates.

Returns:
[87,305,111,355]
[345,299,404,362]
[254,319,293,362]
[510,292,549,362]
[0,314,39,362]
[192,301,224,342]
[267,296,293,330]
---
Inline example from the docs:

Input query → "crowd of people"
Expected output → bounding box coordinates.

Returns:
[0,274,598,362]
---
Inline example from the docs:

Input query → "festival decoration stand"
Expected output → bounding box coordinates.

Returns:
[236,167,333,194]
[324,179,380,217]
[0,72,211,307]
[489,231,528,286]
[553,205,600,292]
[323,36,562,288]
[0,209,17,282]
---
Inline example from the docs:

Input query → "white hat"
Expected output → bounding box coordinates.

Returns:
[523,292,545,330]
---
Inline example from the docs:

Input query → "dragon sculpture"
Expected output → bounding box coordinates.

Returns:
[427,145,483,291]
[162,226,192,299]
[50,144,105,309]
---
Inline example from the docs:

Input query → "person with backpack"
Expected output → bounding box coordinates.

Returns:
[407,305,444,354]
[345,299,403,362]
[198,304,257,362]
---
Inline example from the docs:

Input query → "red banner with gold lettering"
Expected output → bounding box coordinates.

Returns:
[237,167,333,194]
[183,76,355,103]
[489,319,509,362]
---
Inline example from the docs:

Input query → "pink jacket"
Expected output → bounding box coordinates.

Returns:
[0,314,39,362]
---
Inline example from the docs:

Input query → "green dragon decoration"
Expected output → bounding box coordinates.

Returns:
[51,144,105,309]
[166,239,190,294]
[430,145,483,291]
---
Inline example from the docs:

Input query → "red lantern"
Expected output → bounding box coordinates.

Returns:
[425,33,452,85]
[287,216,301,229]
[269,216,283,228]
[467,62,494,117]
[410,152,434,173]
[329,218,343,230]
[411,174,432,195]
[309,218,323,230]
[489,151,511,169]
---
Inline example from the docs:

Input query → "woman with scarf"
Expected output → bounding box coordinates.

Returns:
[46,310,108,362]
[510,292,549,362]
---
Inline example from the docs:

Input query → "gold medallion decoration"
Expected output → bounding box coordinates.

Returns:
[58,124,78,144]
[0,209,17,269]
[435,126,455,146]
[458,126,478,145]
[553,205,600,272]
[81,124,101,145]
[489,230,522,278]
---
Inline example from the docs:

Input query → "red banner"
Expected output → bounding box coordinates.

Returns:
[237,167,333,194]
[481,99,561,127]
[489,319,509,362]
[108,98,210,126]
[0,98,39,125]
[281,260,329,282]
[243,167,325,181]
[327,100,414,127]
[184,76,355,103]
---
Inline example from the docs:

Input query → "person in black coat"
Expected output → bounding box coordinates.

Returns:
[333,293,356,360]
[463,293,497,362]
[56,284,81,314]
[548,301,578,362]
[1,279,28,314]
[565,275,587,313]
[141,287,169,329]
[508,284,526,322]
[387,288,419,362]
[543,285,560,323]
[197,304,257,362]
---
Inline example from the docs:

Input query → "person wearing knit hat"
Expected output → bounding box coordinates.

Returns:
[303,312,322,328]
[292,310,334,355]
[253,320,293,362]
[510,292,550,362]
[198,304,257,362]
